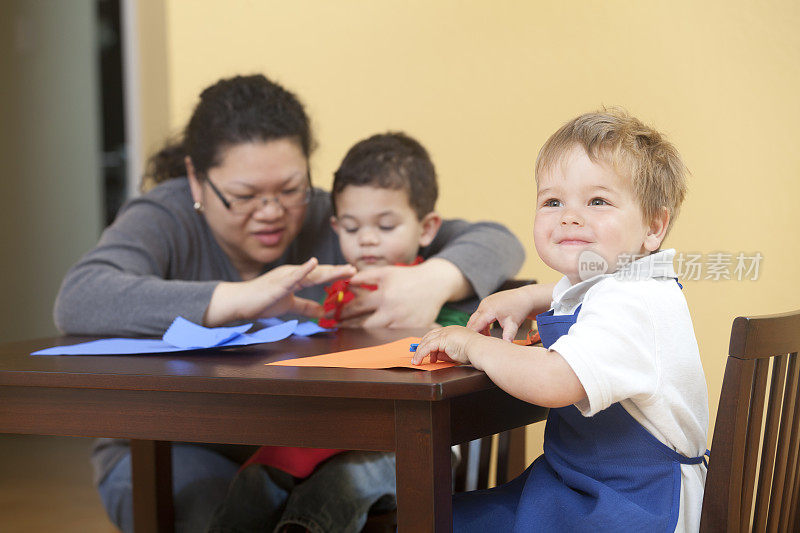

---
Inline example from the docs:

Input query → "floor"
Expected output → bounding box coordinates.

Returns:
[0,434,117,532]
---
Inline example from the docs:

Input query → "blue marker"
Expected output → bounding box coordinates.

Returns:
[409,343,419,352]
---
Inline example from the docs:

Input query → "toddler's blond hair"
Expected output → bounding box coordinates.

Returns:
[535,108,688,235]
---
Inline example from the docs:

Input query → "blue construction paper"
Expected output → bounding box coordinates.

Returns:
[163,317,252,348]
[294,321,334,336]
[227,320,298,345]
[32,317,330,356]
[258,318,334,336]
[258,317,288,328]
[32,338,189,356]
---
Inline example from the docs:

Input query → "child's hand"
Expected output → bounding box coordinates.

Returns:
[411,326,485,369]
[467,283,554,341]
[340,261,459,327]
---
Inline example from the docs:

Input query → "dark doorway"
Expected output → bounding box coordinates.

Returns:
[96,0,127,226]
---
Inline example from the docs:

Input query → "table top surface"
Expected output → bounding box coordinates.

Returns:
[0,328,496,401]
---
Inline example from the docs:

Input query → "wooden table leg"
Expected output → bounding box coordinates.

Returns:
[131,439,174,533]
[395,400,452,532]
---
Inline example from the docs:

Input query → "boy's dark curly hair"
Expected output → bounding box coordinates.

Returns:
[332,132,438,219]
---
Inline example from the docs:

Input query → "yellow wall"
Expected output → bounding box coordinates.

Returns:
[137,0,170,169]
[143,1,800,457]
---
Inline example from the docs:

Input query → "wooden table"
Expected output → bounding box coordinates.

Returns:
[0,328,546,532]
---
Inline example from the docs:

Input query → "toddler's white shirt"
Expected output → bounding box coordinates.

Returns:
[548,249,709,533]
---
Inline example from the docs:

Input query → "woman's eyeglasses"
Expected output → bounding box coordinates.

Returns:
[205,178,313,216]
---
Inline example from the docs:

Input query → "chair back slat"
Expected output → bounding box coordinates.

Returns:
[790,451,800,532]
[740,357,770,530]
[729,359,754,531]
[701,357,753,532]
[477,435,492,489]
[766,353,799,532]
[453,448,467,492]
[496,431,511,485]
[454,427,528,494]
[454,436,497,493]
[753,354,788,532]
[776,353,800,531]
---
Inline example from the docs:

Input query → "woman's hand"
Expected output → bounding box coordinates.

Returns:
[204,258,356,326]
[335,258,469,328]
[467,282,556,341]
[411,325,486,369]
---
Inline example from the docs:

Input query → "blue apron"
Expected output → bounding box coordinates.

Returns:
[454,303,704,532]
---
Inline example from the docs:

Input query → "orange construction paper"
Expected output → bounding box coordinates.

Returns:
[266,337,455,370]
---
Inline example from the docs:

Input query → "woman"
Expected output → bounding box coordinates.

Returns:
[54,74,525,532]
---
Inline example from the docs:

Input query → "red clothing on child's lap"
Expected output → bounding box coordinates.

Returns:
[243,446,343,478]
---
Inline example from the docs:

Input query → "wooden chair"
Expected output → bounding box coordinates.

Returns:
[454,426,528,492]
[700,309,800,532]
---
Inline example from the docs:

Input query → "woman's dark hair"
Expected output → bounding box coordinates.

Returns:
[142,74,313,191]
[332,132,438,219]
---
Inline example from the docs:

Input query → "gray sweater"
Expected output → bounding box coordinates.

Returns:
[54,178,524,336]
